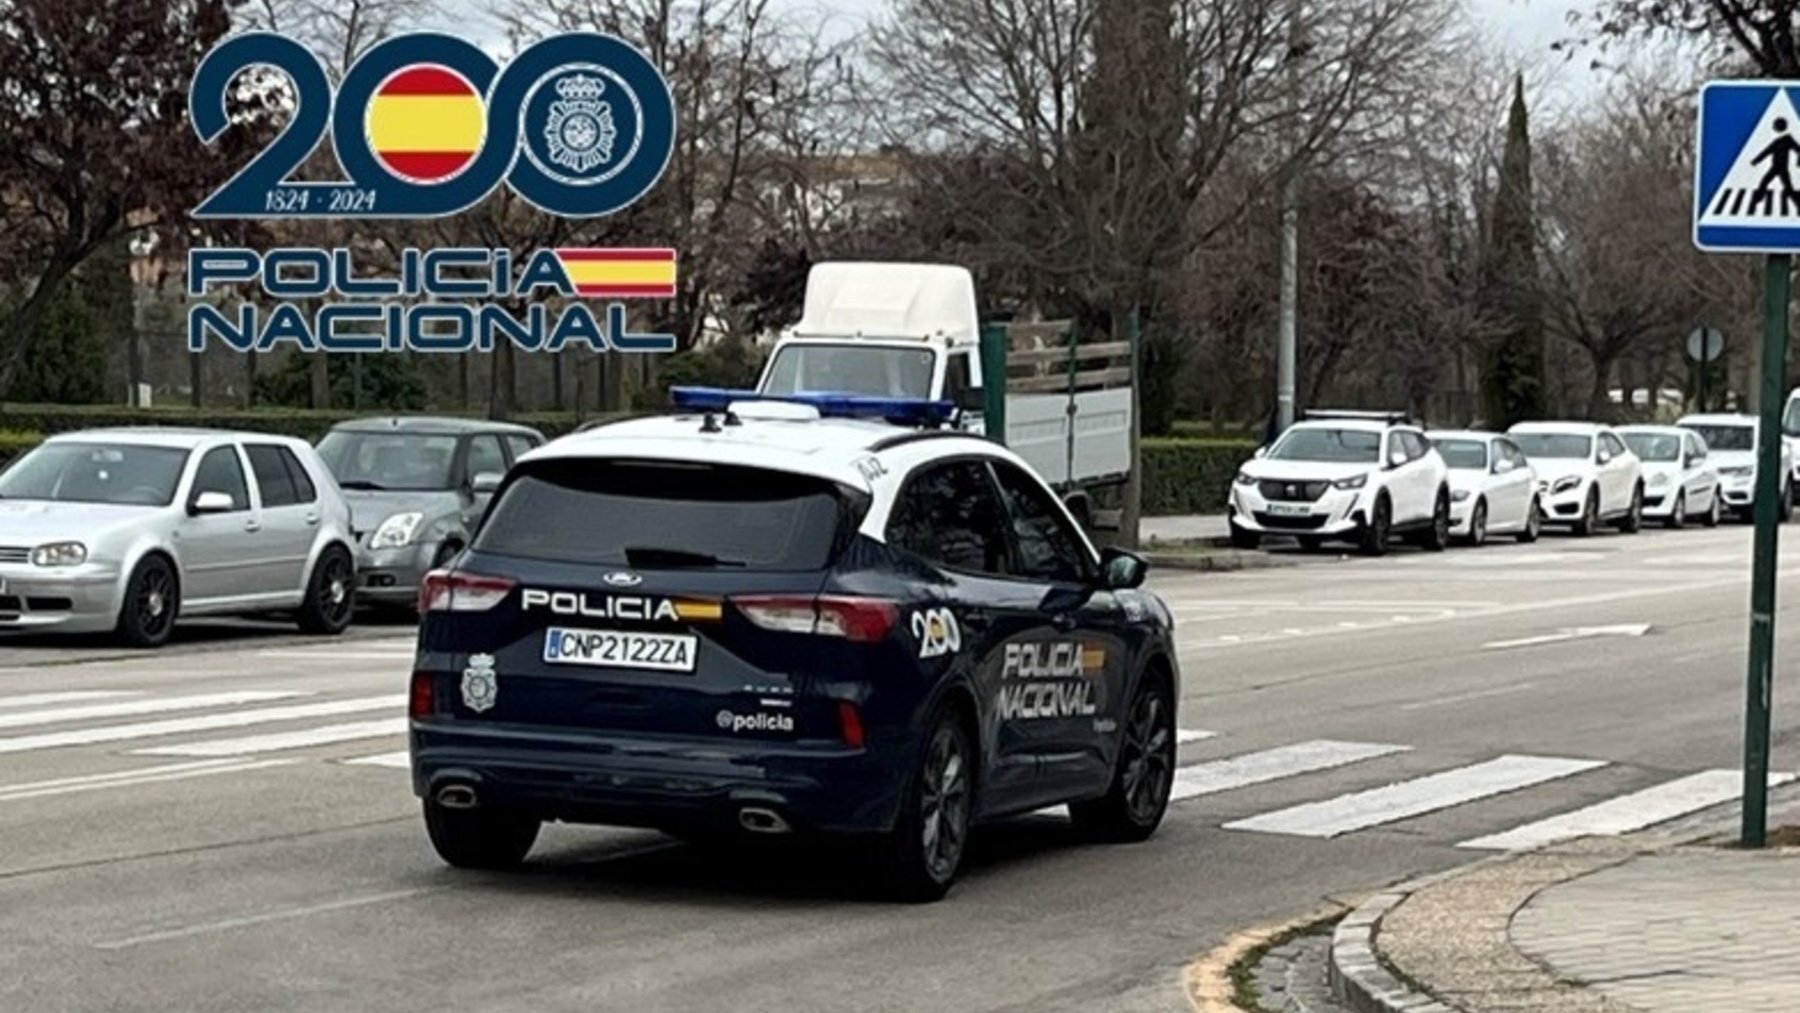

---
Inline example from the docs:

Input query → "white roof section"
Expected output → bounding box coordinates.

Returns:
[520,413,997,491]
[42,427,283,449]
[1677,413,1758,427]
[1508,420,1610,435]
[1288,417,1395,434]
[791,262,980,343]
[1616,423,1692,435]
[1426,429,1502,441]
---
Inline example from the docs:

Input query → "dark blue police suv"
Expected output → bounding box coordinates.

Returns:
[408,393,1181,901]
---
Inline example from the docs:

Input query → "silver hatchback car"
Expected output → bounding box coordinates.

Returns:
[0,428,357,646]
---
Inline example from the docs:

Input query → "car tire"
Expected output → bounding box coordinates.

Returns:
[1573,489,1599,537]
[1517,497,1542,543]
[296,544,356,635]
[423,800,540,870]
[877,707,974,903]
[1419,489,1451,551]
[1461,498,1488,547]
[1619,484,1644,534]
[1703,492,1722,528]
[1228,520,1260,550]
[115,555,180,648]
[1667,492,1686,530]
[1357,494,1391,557]
[1070,669,1175,844]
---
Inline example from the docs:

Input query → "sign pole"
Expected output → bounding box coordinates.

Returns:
[1743,252,1789,848]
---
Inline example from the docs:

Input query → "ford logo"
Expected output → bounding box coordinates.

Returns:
[602,571,641,588]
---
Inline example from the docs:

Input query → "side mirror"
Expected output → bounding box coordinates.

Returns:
[954,386,985,411]
[470,472,502,496]
[190,490,234,515]
[1253,446,1268,459]
[1100,547,1148,590]
[1492,458,1514,475]
[1597,451,1612,465]
[1388,450,1408,469]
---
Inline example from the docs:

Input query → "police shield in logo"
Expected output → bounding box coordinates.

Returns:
[461,653,498,713]
[543,73,616,174]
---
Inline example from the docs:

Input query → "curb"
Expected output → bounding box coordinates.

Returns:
[1143,550,1293,572]
[1328,889,1454,1013]
[1183,901,1353,1012]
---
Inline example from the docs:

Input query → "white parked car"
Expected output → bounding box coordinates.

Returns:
[1230,410,1451,556]
[1506,421,1644,536]
[1676,413,1793,522]
[1617,424,1722,528]
[1425,430,1541,545]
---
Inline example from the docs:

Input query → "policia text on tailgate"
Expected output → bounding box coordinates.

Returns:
[407,391,1181,901]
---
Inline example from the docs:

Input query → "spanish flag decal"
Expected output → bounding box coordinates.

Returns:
[366,65,485,184]
[555,248,679,298]
[673,599,723,622]
[1081,646,1107,675]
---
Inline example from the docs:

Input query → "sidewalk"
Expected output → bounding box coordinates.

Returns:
[1331,804,1800,1013]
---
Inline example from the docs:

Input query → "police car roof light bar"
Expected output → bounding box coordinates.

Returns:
[669,386,959,428]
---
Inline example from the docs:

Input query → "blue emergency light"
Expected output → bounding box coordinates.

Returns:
[669,386,959,428]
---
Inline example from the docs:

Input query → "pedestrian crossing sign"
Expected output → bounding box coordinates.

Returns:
[1695,81,1800,252]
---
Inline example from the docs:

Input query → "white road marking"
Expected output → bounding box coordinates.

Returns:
[1176,729,1216,745]
[0,690,140,710]
[0,759,297,803]
[0,695,406,754]
[1399,683,1537,712]
[341,751,411,769]
[1481,624,1651,650]
[1457,769,1800,850]
[0,691,304,730]
[1169,740,1409,802]
[1222,754,1607,839]
[93,887,440,950]
[135,718,409,757]
[254,650,417,661]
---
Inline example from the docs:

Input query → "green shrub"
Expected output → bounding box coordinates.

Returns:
[0,430,41,471]
[1141,437,1257,515]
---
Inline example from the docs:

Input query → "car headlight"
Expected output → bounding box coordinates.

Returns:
[1332,473,1368,490]
[1552,476,1582,494]
[1648,473,1670,488]
[31,541,88,567]
[1451,489,1470,502]
[369,512,426,549]
[1235,471,1258,486]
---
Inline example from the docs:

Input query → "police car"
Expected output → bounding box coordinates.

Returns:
[407,389,1181,901]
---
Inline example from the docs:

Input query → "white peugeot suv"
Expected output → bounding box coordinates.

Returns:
[1229,410,1451,556]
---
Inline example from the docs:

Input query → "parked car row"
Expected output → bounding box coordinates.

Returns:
[1227,409,1788,555]
[0,417,545,647]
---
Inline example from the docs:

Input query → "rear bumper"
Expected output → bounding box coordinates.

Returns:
[410,721,909,834]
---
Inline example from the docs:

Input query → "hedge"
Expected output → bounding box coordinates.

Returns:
[0,409,1257,517]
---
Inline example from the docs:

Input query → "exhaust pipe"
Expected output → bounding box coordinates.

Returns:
[738,807,791,834]
[436,784,478,809]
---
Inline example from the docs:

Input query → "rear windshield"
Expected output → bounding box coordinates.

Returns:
[1622,432,1681,462]
[1682,424,1754,452]
[473,459,864,570]
[1511,433,1592,459]
[1432,439,1487,470]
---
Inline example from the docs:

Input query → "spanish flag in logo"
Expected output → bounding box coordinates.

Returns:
[366,65,485,184]
[554,248,679,299]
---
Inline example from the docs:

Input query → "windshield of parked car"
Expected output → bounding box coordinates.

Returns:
[1267,427,1381,463]
[1682,424,1754,452]
[317,431,459,491]
[1432,439,1487,470]
[1621,433,1681,463]
[0,442,189,506]
[760,343,937,399]
[1510,433,1593,460]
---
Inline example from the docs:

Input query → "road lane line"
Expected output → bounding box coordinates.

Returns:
[1398,683,1537,712]
[254,650,417,661]
[0,695,406,754]
[93,887,440,950]
[1457,769,1800,850]
[1177,729,1216,745]
[0,759,296,803]
[0,691,141,710]
[341,750,411,768]
[1222,754,1607,839]
[134,718,410,757]
[1170,740,1409,802]
[0,691,305,730]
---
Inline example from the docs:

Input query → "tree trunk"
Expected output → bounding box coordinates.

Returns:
[1588,351,1616,420]
[490,341,516,420]
[127,330,145,406]
[309,353,329,409]
[189,346,203,407]
[1116,305,1143,551]
[551,352,565,412]
[573,355,586,422]
[0,255,82,400]
[458,355,470,411]
[244,349,257,408]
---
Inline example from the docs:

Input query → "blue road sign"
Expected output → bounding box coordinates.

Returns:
[1695,82,1800,253]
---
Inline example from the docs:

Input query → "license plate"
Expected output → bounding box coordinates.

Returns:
[543,628,697,672]
[1265,502,1312,516]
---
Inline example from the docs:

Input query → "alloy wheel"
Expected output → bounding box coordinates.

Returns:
[919,726,970,882]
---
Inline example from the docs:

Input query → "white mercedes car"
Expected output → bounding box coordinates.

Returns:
[1425,430,1541,545]
[1617,424,1722,528]
[1506,421,1644,536]
[1229,411,1450,556]
[1676,413,1793,522]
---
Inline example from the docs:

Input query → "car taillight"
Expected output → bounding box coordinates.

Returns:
[418,569,516,612]
[731,595,898,642]
[409,670,435,718]
[837,700,866,748]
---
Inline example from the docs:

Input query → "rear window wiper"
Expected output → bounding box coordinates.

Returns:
[623,545,747,568]
[337,480,388,491]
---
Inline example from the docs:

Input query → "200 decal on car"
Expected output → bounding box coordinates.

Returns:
[543,628,697,672]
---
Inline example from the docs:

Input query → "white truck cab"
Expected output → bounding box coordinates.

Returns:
[755,262,1134,526]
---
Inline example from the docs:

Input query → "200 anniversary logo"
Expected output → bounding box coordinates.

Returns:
[185,30,678,355]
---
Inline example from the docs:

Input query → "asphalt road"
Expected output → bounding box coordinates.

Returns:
[3,524,1798,1013]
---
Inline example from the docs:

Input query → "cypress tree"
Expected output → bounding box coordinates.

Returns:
[1480,75,1549,425]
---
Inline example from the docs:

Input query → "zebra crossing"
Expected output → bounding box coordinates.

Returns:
[0,685,1789,852]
